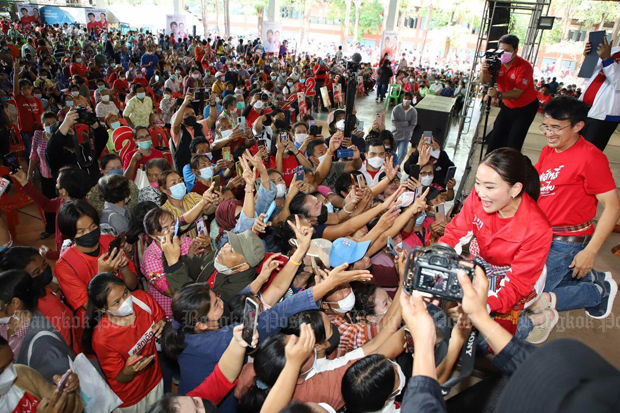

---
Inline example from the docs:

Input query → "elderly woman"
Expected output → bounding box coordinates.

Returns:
[95,88,119,122]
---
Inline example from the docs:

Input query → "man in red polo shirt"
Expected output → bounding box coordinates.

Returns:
[529,97,619,326]
[480,34,539,152]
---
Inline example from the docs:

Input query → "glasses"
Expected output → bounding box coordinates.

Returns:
[538,124,571,135]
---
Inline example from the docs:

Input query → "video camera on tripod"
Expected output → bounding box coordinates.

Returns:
[343,53,363,138]
[481,49,504,85]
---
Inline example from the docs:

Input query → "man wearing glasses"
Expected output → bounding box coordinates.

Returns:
[527,96,619,339]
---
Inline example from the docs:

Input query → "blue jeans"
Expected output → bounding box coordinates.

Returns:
[377,82,388,100]
[543,239,602,311]
[396,140,410,162]
[20,131,33,163]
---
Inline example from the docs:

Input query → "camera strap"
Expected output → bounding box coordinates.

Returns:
[440,329,478,396]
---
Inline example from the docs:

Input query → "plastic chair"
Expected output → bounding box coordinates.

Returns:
[0,167,46,241]
[385,84,402,110]
[8,124,25,154]
[149,126,173,166]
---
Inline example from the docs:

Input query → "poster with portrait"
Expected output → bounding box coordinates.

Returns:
[17,4,42,30]
[298,92,307,117]
[85,8,108,34]
[333,84,343,108]
[380,31,399,62]
[262,21,283,55]
[166,15,188,40]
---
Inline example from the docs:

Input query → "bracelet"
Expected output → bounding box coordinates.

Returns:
[244,188,254,193]
[290,259,302,266]
[343,203,354,214]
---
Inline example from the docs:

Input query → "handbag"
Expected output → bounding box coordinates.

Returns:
[134,163,150,189]
[69,353,123,413]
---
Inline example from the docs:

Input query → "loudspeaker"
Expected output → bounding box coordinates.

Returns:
[487,1,510,50]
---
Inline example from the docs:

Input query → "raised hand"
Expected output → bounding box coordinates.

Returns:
[287,214,313,250]
[284,323,316,368]
[325,263,373,287]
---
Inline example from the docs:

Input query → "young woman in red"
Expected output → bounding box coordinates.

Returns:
[440,148,555,344]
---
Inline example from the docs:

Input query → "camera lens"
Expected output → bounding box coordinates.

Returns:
[430,256,448,267]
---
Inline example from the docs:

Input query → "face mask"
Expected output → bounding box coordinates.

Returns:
[295,133,307,145]
[420,175,434,186]
[316,204,329,225]
[119,77,125,81]
[335,119,345,131]
[101,95,110,102]
[214,252,245,275]
[71,91,79,97]
[500,52,513,65]
[415,211,427,227]
[169,182,187,200]
[325,323,340,355]
[98,85,105,90]
[135,74,142,78]
[75,58,82,63]
[276,183,287,198]
[325,201,334,213]
[317,154,327,164]
[199,166,214,180]
[300,78,306,84]
[318,403,338,413]
[107,168,123,176]
[403,99,412,106]
[368,156,384,169]
[192,73,200,79]
[34,93,42,99]
[0,97,8,104]
[33,266,53,290]
[107,295,134,317]
[220,129,232,139]
[170,74,176,80]
[74,228,100,248]
[137,92,146,99]
[328,288,355,313]
[44,125,53,135]
[66,100,74,107]
[110,121,121,130]
[184,116,197,127]
[0,363,17,396]
[430,148,440,159]
[287,81,293,87]
[254,101,264,110]
[137,140,153,150]
[150,181,159,189]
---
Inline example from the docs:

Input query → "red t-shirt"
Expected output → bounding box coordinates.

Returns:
[37,287,74,350]
[186,364,237,404]
[537,91,552,113]
[92,290,165,408]
[132,77,148,87]
[495,56,538,109]
[268,154,300,186]
[535,137,616,236]
[113,78,129,94]
[69,63,88,77]
[14,94,43,133]
[123,148,165,179]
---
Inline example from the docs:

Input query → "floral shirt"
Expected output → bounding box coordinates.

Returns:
[122,95,153,127]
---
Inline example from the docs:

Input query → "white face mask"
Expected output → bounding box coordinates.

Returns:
[335,119,345,131]
[325,201,334,213]
[214,251,245,275]
[44,125,53,135]
[107,295,134,317]
[220,129,232,139]
[327,288,355,313]
[101,95,110,102]
[420,175,434,186]
[415,211,427,226]
[403,99,412,106]
[0,363,17,396]
[367,156,384,169]
[295,133,307,145]
[317,154,327,164]
[276,184,287,198]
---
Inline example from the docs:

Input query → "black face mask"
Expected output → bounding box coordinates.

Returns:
[33,266,53,290]
[74,228,100,248]
[316,204,328,225]
[218,303,233,328]
[184,116,197,127]
[325,323,340,355]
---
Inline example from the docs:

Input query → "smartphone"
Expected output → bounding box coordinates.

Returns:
[196,217,206,236]
[174,217,180,237]
[309,125,322,136]
[415,185,423,199]
[310,256,320,276]
[295,165,305,182]
[257,139,266,148]
[108,231,126,256]
[4,152,19,174]
[280,132,288,143]
[386,236,397,256]
[356,174,366,188]
[235,161,243,176]
[264,200,277,223]
[237,116,246,130]
[449,199,462,219]
[308,119,316,127]
[336,148,354,159]
[222,147,232,161]
[357,121,364,131]
[423,131,432,145]
[242,297,260,347]
[444,166,457,186]
[54,370,73,403]
[213,175,221,190]
[434,203,446,223]
[127,355,145,366]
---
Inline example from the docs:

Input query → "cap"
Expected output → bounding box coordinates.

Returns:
[290,238,332,268]
[329,238,370,268]
[215,72,224,78]
[497,339,620,413]
[227,230,265,268]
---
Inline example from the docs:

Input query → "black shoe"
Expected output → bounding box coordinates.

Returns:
[585,272,617,319]
[40,231,52,239]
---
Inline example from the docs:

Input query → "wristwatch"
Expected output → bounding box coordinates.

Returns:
[497,92,503,99]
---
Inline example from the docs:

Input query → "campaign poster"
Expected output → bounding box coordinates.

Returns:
[333,84,343,108]
[166,15,188,40]
[262,21,283,55]
[320,86,331,110]
[380,31,399,62]
[85,8,108,33]
[298,92,307,117]
[17,4,42,29]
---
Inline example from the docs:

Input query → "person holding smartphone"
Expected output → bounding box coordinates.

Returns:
[390,91,417,160]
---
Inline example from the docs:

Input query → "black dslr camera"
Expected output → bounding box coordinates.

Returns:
[483,49,504,79]
[404,243,476,302]
[74,105,98,125]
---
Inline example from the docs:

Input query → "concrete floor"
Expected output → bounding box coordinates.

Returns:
[317,95,620,369]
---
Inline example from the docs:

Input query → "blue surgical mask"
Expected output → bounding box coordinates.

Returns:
[415,211,427,227]
[137,92,146,99]
[66,100,74,107]
[169,182,187,200]
[325,202,334,213]
[98,85,105,90]
[317,154,326,164]
[137,140,153,150]
[110,121,121,130]
[199,166,214,180]
[300,78,306,84]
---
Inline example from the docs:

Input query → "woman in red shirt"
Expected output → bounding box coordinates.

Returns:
[440,148,554,343]
[69,53,87,78]
[82,273,166,412]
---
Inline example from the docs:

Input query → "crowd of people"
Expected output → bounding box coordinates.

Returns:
[0,14,617,413]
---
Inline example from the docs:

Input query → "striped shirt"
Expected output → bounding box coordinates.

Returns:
[30,130,52,178]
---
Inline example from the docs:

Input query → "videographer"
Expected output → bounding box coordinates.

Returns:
[480,34,539,152]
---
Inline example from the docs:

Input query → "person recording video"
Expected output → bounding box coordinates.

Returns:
[480,34,539,153]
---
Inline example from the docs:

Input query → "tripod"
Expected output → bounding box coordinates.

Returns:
[479,72,498,162]
[343,69,358,139]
